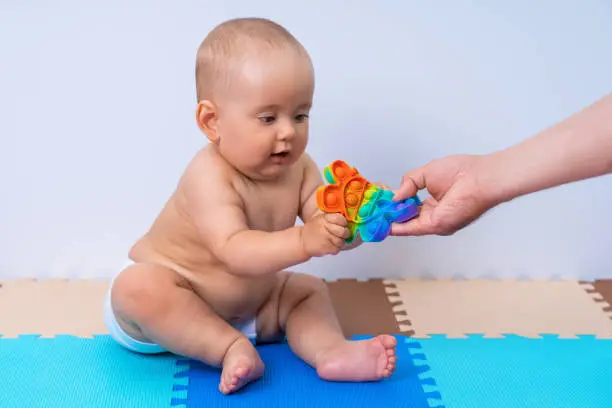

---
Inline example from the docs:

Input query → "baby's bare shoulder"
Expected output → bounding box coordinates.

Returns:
[181,147,239,195]
[178,147,246,220]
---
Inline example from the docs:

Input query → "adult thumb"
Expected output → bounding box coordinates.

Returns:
[392,166,427,201]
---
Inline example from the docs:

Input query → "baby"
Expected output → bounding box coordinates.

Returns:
[103,17,396,395]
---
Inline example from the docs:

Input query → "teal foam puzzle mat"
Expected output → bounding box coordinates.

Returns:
[0,334,185,407]
[415,334,612,408]
[3,333,612,407]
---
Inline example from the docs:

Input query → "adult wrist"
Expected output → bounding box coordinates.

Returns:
[473,152,518,207]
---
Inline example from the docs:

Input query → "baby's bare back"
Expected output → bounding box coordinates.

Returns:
[128,147,306,321]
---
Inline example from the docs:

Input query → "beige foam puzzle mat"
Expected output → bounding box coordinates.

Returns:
[383,278,612,338]
[0,279,109,338]
[1,277,612,340]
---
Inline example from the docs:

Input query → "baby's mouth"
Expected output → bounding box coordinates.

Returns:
[271,151,289,158]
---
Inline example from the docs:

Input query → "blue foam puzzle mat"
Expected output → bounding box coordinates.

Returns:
[13,332,609,407]
[172,335,441,407]
[0,334,185,407]
[416,334,612,408]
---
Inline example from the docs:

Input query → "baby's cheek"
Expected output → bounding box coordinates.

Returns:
[228,128,261,150]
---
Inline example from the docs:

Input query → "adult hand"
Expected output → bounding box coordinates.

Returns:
[390,154,502,236]
[391,94,612,237]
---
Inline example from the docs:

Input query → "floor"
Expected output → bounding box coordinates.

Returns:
[1,277,612,407]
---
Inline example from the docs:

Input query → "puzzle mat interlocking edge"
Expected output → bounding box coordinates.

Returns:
[1,276,611,339]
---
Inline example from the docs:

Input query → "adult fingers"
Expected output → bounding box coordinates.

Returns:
[390,197,438,236]
[390,216,435,236]
[392,166,427,201]
[391,199,477,237]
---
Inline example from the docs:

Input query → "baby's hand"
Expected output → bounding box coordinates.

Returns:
[301,213,350,257]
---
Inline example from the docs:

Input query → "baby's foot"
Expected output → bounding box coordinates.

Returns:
[219,338,264,395]
[315,335,397,382]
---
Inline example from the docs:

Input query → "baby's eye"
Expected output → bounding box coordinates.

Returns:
[258,115,276,124]
[295,113,309,122]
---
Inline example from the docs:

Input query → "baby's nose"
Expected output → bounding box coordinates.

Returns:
[278,123,296,140]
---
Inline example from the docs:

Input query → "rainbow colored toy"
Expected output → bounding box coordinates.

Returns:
[316,160,421,243]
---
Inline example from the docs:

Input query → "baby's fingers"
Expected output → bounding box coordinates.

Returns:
[324,213,347,226]
[325,222,351,239]
[328,234,345,251]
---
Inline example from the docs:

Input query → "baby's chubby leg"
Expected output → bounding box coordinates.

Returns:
[271,272,397,382]
[109,263,263,394]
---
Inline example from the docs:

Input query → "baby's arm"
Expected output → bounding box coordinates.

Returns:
[183,157,310,277]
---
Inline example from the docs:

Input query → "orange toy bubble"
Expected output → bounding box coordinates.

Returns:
[345,193,359,207]
[325,192,337,206]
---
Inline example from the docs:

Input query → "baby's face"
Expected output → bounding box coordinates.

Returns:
[215,49,314,180]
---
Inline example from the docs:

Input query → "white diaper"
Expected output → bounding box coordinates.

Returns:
[104,260,258,354]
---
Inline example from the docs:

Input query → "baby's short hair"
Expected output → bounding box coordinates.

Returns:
[195,17,308,102]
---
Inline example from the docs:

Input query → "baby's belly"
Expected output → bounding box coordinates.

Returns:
[130,216,279,323]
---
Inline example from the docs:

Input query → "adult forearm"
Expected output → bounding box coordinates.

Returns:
[219,227,310,276]
[485,93,612,203]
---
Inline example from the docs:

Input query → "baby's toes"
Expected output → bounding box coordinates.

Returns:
[231,374,243,389]
[219,372,237,394]
[219,381,228,395]
[379,334,397,349]
[226,371,238,386]
[385,360,397,376]
[382,365,394,377]
[234,366,249,380]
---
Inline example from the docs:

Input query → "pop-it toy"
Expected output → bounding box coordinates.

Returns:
[316,160,421,243]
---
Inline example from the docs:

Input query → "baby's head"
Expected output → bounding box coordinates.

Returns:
[195,18,315,180]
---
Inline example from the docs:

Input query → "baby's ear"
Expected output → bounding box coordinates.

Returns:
[195,100,220,143]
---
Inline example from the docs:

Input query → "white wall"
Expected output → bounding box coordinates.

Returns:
[1,1,611,280]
